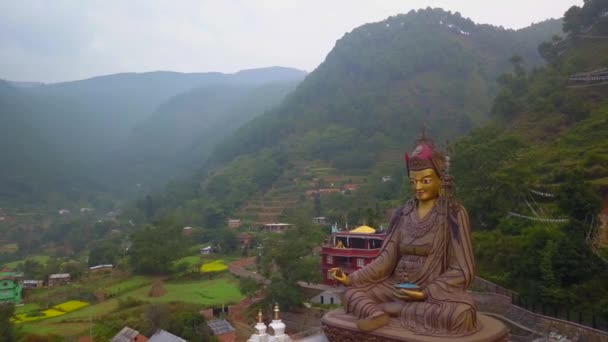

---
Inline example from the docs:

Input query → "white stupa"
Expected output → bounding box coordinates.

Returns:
[248,309,269,342]
[268,304,291,342]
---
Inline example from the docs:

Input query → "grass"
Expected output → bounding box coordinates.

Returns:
[4,255,50,269]
[173,255,202,268]
[129,277,242,306]
[20,275,243,337]
[15,303,40,315]
[105,275,152,296]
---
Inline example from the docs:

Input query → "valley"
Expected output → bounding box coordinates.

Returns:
[1,2,608,341]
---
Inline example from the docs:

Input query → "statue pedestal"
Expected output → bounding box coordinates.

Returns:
[321,309,508,342]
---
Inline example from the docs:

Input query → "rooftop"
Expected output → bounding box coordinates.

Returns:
[349,225,376,234]
[207,319,236,335]
[111,327,140,342]
[148,329,185,342]
[49,273,70,279]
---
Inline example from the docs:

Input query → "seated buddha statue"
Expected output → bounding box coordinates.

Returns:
[329,136,479,337]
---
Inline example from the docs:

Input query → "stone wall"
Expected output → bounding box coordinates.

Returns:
[471,292,608,342]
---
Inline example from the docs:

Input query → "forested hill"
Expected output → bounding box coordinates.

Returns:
[116,79,302,189]
[20,67,306,165]
[0,67,306,208]
[139,9,561,225]
[211,10,561,166]
[0,81,66,205]
[452,0,608,314]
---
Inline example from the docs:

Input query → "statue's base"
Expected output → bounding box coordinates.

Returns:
[321,309,508,342]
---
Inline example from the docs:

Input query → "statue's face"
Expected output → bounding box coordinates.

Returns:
[409,168,441,202]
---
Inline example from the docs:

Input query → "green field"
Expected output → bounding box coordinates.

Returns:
[129,278,242,305]
[172,255,202,268]
[105,275,152,296]
[19,275,243,338]
[4,255,50,268]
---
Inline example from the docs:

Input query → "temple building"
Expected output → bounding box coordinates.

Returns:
[320,224,387,285]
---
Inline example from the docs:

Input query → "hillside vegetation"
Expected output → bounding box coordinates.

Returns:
[139,8,561,228]
[452,0,608,316]
[0,67,305,208]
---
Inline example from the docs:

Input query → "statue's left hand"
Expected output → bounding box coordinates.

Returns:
[393,289,426,301]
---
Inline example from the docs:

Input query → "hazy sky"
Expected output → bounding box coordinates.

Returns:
[0,0,583,83]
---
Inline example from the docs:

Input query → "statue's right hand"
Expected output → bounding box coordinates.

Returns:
[329,267,350,286]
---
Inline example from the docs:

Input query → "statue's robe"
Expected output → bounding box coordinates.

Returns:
[343,198,479,337]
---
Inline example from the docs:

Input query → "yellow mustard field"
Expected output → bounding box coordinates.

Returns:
[200,260,228,273]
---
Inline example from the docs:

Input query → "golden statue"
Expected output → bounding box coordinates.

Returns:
[329,135,479,337]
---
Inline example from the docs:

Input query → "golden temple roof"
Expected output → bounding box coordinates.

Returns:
[349,225,376,234]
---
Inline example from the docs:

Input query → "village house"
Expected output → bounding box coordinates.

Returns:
[182,226,193,236]
[22,280,44,289]
[207,319,236,342]
[111,326,148,342]
[0,268,23,304]
[89,264,113,273]
[48,273,71,287]
[342,183,359,193]
[200,246,213,255]
[312,216,328,225]
[237,233,252,247]
[227,219,241,228]
[260,223,293,233]
[58,209,71,215]
[305,188,340,198]
[148,329,186,342]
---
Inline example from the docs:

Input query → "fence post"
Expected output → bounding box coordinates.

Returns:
[579,311,583,324]
[592,313,596,329]
[566,309,570,321]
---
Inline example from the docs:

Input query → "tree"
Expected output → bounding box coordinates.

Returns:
[238,277,262,299]
[168,311,215,341]
[214,228,237,254]
[130,224,188,274]
[88,241,120,266]
[557,170,601,225]
[142,303,170,336]
[0,303,16,342]
[258,211,325,308]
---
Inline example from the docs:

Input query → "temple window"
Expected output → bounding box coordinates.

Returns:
[357,258,365,267]
[327,255,333,264]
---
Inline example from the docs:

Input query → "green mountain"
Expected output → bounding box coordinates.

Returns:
[451,0,608,312]
[0,67,306,208]
[145,9,561,225]
[19,67,306,163]
[0,81,80,208]
[211,12,561,166]
[117,79,303,189]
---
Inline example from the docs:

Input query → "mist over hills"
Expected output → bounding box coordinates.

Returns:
[116,79,302,189]
[0,67,306,207]
[126,8,563,228]
[0,8,562,210]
